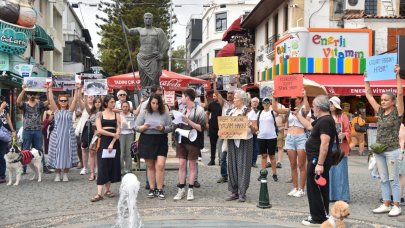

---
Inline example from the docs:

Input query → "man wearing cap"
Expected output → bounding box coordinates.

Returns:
[17,85,52,174]
[293,95,336,226]
[114,90,133,113]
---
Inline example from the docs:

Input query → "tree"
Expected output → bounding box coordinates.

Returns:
[96,0,170,76]
[171,45,186,73]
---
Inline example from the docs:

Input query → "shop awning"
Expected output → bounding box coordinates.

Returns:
[305,74,405,96]
[41,36,54,51]
[34,25,48,45]
[222,17,241,41]
[107,69,211,91]
[216,43,236,57]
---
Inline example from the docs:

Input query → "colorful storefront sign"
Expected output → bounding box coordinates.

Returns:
[261,28,372,81]
[0,21,34,55]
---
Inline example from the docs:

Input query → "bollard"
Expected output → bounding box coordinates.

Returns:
[257,169,272,209]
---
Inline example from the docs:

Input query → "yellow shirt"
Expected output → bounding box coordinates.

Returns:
[351,116,366,134]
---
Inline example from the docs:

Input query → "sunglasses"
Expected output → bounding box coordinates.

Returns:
[118,94,127,96]
[59,100,68,103]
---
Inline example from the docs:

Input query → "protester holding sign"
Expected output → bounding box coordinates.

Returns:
[364,65,404,217]
[271,91,310,198]
[224,89,257,202]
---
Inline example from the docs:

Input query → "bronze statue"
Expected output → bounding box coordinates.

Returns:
[123,13,169,87]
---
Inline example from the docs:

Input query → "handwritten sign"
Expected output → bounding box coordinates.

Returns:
[218,116,248,139]
[164,91,175,107]
[366,53,397,81]
[273,74,303,97]
[213,56,238,75]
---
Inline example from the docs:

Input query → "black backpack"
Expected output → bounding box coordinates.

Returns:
[257,110,278,136]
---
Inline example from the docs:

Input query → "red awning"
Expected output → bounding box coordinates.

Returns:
[216,43,236,57]
[222,16,242,41]
[107,70,211,91]
[305,74,405,96]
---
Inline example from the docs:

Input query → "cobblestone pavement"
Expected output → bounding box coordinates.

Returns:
[1,147,404,227]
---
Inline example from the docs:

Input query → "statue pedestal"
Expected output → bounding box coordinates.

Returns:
[165,133,179,170]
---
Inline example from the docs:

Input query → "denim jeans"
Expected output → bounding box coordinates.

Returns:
[374,148,401,203]
[22,130,45,168]
[252,135,259,165]
[0,143,7,179]
[217,138,228,178]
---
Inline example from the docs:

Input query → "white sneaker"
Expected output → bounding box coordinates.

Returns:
[287,188,298,196]
[54,173,61,182]
[62,173,69,182]
[388,205,401,217]
[293,189,305,198]
[173,188,186,201]
[80,168,87,175]
[373,204,392,214]
[187,188,194,201]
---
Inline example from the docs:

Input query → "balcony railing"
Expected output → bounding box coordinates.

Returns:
[265,34,279,60]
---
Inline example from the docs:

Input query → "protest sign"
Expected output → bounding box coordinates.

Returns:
[213,56,238,75]
[84,79,107,96]
[164,91,175,107]
[218,116,248,139]
[23,77,47,92]
[366,53,397,81]
[273,74,303,97]
[52,72,76,91]
[260,82,274,98]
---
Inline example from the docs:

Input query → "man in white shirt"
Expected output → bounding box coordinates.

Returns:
[114,90,133,113]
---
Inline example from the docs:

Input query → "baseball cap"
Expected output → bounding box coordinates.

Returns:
[314,174,327,186]
[329,96,342,110]
[262,97,271,103]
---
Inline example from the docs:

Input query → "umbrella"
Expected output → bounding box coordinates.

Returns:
[303,78,328,97]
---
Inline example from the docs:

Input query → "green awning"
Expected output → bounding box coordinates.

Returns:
[34,25,48,45]
[41,37,54,51]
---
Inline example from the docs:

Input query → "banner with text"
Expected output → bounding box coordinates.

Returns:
[273,74,303,97]
[366,53,397,81]
[213,56,239,75]
[218,116,248,139]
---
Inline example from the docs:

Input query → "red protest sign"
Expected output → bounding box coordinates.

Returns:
[273,74,303,97]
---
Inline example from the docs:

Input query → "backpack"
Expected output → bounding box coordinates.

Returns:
[257,110,278,136]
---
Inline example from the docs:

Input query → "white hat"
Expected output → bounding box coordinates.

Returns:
[117,90,127,96]
[329,96,342,110]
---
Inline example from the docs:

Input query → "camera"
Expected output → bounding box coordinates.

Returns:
[290,98,296,110]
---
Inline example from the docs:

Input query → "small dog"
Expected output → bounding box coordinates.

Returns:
[4,145,43,186]
[115,173,142,228]
[321,201,350,228]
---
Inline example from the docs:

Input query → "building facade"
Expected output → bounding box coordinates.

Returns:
[186,17,202,75]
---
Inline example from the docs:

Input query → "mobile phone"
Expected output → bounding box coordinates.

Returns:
[290,98,296,110]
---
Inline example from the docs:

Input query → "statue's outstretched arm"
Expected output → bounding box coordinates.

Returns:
[128,27,140,35]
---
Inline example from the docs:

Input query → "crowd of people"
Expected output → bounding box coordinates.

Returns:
[0,66,404,226]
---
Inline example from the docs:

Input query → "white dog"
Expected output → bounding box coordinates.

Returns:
[115,173,142,228]
[4,145,43,186]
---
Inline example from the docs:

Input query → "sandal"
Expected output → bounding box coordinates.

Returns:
[105,191,115,198]
[88,173,96,181]
[90,194,103,202]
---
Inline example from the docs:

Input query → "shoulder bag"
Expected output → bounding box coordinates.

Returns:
[354,117,367,133]
[0,125,11,143]
[331,130,344,166]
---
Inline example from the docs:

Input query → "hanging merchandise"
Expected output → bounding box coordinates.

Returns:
[0,0,20,24]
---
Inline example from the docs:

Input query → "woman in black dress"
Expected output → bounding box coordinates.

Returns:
[91,95,121,202]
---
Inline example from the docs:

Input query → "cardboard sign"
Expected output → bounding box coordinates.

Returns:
[84,79,107,96]
[164,91,175,107]
[218,116,248,139]
[52,72,76,91]
[365,53,397,81]
[213,56,238,75]
[260,82,274,98]
[398,36,405,78]
[273,75,303,97]
[23,77,47,92]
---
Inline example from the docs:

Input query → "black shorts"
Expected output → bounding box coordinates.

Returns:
[139,134,168,160]
[258,138,277,155]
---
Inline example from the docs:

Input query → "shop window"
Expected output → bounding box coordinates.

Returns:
[364,0,377,15]
[273,13,279,38]
[401,0,405,16]
[387,28,405,52]
[215,12,227,32]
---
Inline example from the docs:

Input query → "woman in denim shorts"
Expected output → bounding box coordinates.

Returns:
[272,94,309,198]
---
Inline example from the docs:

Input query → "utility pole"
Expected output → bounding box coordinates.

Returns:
[168,0,173,72]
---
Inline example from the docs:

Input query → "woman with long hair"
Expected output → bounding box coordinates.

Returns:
[80,96,103,181]
[272,93,310,198]
[47,84,81,182]
[91,95,121,202]
[366,65,404,217]
[135,94,172,199]
[328,96,351,202]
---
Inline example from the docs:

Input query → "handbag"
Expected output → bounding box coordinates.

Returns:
[331,130,344,166]
[89,134,100,151]
[354,117,367,133]
[0,125,11,143]
[130,140,138,158]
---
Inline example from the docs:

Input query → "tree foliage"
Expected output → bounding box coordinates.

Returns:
[171,45,186,74]
[96,0,170,76]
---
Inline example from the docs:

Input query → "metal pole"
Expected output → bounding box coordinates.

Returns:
[168,0,173,71]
